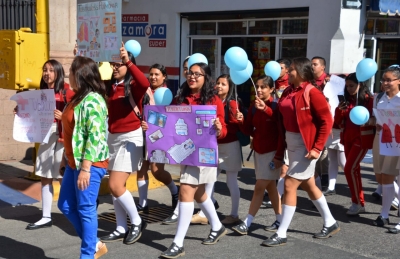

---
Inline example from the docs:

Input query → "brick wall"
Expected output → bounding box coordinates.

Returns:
[0,88,34,161]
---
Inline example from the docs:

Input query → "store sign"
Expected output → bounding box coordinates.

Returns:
[121,14,167,48]
[342,0,362,9]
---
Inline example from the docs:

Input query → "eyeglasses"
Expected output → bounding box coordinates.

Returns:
[110,63,125,69]
[380,79,399,84]
[186,71,204,78]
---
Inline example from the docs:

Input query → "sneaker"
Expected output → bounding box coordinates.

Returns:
[136,204,149,214]
[313,222,340,239]
[264,220,280,232]
[372,215,389,227]
[100,229,126,242]
[190,212,208,225]
[261,233,287,247]
[202,225,227,245]
[160,242,185,258]
[221,215,240,224]
[172,186,180,209]
[162,213,178,225]
[232,221,248,235]
[391,198,399,211]
[262,200,273,208]
[346,203,365,216]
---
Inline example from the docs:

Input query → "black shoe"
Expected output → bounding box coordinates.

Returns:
[123,220,147,244]
[202,225,227,245]
[262,200,273,208]
[136,204,149,214]
[162,213,178,225]
[264,220,280,232]
[214,201,219,210]
[372,216,389,227]
[322,188,336,196]
[172,186,179,209]
[232,221,248,235]
[313,222,340,239]
[26,219,52,230]
[100,229,126,242]
[388,227,400,234]
[160,242,185,258]
[261,233,287,247]
[372,192,381,200]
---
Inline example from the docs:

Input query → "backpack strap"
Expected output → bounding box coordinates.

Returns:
[375,92,385,108]
[224,100,230,124]
[129,92,142,121]
[146,87,155,105]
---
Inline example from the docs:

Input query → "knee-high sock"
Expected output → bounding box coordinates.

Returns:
[243,214,254,227]
[198,170,220,217]
[381,183,394,219]
[198,197,222,231]
[137,180,148,207]
[173,201,180,216]
[375,184,382,195]
[226,171,240,217]
[35,184,53,225]
[112,196,128,233]
[116,190,141,225]
[276,205,296,238]
[312,195,336,227]
[167,181,178,195]
[173,202,194,247]
[277,178,285,197]
[327,149,338,190]
[394,180,399,200]
[315,176,322,191]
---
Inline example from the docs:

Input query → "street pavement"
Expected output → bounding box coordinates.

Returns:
[0,146,399,259]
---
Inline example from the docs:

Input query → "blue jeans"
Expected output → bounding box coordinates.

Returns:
[58,165,106,259]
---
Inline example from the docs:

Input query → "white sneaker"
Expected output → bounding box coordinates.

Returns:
[346,203,365,215]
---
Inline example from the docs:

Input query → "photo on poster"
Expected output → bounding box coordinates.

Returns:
[147,110,167,128]
[149,149,169,163]
[148,129,164,143]
[168,139,196,163]
[175,118,188,135]
[199,148,216,165]
[197,129,202,135]
[203,120,210,128]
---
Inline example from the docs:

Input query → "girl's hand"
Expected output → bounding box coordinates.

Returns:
[376,124,382,132]
[254,96,266,110]
[236,111,244,121]
[54,109,62,120]
[77,170,91,191]
[141,121,149,131]
[120,42,129,64]
[338,101,348,110]
[13,105,18,115]
[273,159,283,169]
[305,149,320,160]
[213,118,222,137]
[59,157,66,176]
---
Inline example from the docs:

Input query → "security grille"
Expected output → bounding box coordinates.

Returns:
[0,0,36,31]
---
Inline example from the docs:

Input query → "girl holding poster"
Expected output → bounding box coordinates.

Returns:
[231,75,282,235]
[160,63,227,258]
[99,43,149,245]
[334,73,374,216]
[371,66,400,229]
[25,60,74,230]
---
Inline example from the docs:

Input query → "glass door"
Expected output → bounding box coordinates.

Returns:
[191,38,220,80]
[363,38,377,92]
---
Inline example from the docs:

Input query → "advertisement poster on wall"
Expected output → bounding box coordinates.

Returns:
[76,0,122,62]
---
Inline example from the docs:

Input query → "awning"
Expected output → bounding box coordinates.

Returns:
[370,0,400,15]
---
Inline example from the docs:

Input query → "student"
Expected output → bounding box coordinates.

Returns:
[160,63,227,258]
[264,57,339,247]
[232,75,282,235]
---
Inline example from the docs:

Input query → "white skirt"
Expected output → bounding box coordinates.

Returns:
[180,165,217,185]
[218,140,242,172]
[107,128,143,172]
[286,132,318,180]
[254,151,280,180]
[35,123,64,179]
[325,128,344,151]
[372,133,400,175]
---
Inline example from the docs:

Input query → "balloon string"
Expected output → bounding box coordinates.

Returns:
[245,70,258,98]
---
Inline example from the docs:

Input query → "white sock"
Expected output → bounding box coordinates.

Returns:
[198,181,215,218]
[381,184,394,219]
[112,196,127,233]
[315,176,322,191]
[375,184,382,195]
[173,200,180,216]
[167,181,178,195]
[116,190,141,225]
[137,180,148,207]
[395,223,400,230]
[35,184,53,225]
[394,181,399,200]
[243,214,254,227]
[312,195,336,227]
[226,171,239,217]
[173,201,194,247]
[198,197,222,231]
[276,214,283,223]
[327,149,339,190]
[276,205,296,238]
[277,178,285,197]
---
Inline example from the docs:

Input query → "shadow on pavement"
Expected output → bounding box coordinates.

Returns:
[0,236,55,259]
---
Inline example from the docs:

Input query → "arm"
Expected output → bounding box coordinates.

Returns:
[237,104,255,136]
[274,109,286,161]
[214,97,227,139]
[225,100,241,135]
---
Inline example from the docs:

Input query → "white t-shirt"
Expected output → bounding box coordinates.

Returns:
[374,92,400,109]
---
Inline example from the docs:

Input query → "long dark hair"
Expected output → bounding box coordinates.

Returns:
[176,63,216,105]
[344,72,372,106]
[149,63,168,86]
[216,74,235,101]
[69,56,106,105]
[40,59,65,93]
[291,57,319,89]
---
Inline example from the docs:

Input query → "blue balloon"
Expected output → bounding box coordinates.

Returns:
[349,106,370,125]
[356,58,378,82]
[125,40,141,58]
[154,87,173,105]
[264,61,281,81]
[224,47,248,71]
[230,61,253,85]
[188,53,208,67]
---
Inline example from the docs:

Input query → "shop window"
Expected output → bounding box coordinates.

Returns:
[375,20,399,35]
[281,39,307,59]
[248,20,279,35]
[190,22,216,35]
[217,21,246,35]
[282,19,308,34]
[365,19,375,35]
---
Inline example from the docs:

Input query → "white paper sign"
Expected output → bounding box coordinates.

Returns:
[373,108,400,156]
[10,89,56,143]
[323,75,345,118]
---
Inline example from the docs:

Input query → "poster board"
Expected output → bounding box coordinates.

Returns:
[373,108,400,156]
[323,75,345,118]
